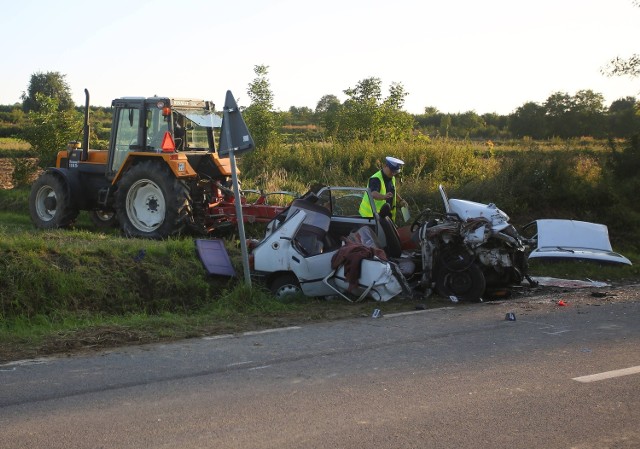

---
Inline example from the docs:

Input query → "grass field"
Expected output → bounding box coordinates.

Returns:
[1,136,639,361]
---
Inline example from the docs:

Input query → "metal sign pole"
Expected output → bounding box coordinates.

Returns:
[223,109,252,287]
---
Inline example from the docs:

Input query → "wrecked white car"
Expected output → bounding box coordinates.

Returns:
[249,187,410,302]
[247,185,533,302]
[240,185,632,302]
[409,185,537,301]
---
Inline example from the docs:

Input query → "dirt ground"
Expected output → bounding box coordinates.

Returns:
[0,158,40,190]
[0,159,15,189]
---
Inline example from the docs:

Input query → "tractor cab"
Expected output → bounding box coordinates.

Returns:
[107,97,222,178]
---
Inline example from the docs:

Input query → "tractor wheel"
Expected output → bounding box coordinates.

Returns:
[89,210,118,229]
[115,160,190,239]
[269,273,302,299]
[435,263,486,302]
[28,172,78,229]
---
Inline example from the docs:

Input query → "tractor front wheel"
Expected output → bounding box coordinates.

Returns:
[115,160,190,239]
[28,172,78,229]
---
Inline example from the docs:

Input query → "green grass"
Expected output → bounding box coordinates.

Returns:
[528,258,640,283]
[0,137,30,151]
[1,136,639,362]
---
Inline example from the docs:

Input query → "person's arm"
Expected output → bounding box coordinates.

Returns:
[396,193,408,207]
[368,177,390,200]
[371,190,392,201]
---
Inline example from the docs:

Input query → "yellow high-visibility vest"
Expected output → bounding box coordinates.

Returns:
[359,170,397,220]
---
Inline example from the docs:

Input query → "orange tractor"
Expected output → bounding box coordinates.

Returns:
[29,90,290,238]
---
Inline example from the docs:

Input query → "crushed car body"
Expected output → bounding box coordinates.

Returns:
[248,185,537,302]
[201,184,631,303]
[250,189,410,302]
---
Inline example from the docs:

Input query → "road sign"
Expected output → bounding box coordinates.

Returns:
[218,90,254,156]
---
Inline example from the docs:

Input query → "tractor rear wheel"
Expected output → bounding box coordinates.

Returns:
[29,172,78,229]
[115,160,190,239]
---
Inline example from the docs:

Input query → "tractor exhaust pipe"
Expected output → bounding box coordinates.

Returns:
[81,88,90,161]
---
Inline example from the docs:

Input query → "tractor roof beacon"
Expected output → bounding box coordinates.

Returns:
[28,89,286,239]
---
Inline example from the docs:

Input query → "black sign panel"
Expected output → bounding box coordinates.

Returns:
[218,90,255,156]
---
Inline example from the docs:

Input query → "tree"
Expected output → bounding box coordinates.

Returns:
[379,82,415,141]
[243,65,280,150]
[602,1,640,78]
[315,94,341,137]
[336,78,413,142]
[338,77,383,141]
[544,92,578,138]
[22,94,83,168]
[439,115,452,138]
[315,94,341,115]
[604,55,640,78]
[508,102,547,139]
[285,106,314,126]
[572,90,607,137]
[608,96,639,137]
[542,90,607,138]
[21,71,75,113]
[414,107,442,135]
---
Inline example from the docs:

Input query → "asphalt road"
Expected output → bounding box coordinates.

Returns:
[1,296,639,448]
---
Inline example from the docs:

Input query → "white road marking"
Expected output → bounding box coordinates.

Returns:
[202,326,301,341]
[248,365,272,371]
[202,334,234,340]
[543,330,571,335]
[384,307,454,318]
[227,361,255,367]
[0,357,52,368]
[243,326,301,336]
[573,365,640,383]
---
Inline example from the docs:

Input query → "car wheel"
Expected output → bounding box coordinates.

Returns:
[269,273,302,299]
[435,263,486,302]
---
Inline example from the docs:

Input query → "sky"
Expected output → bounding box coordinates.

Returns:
[1,0,638,115]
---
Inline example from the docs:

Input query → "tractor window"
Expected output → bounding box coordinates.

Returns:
[146,108,169,150]
[173,109,219,151]
[111,108,140,173]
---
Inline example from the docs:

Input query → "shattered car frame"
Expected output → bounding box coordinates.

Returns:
[246,185,631,303]
[250,186,409,302]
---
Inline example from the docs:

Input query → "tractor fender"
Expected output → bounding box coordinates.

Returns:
[42,167,85,209]
[112,153,197,184]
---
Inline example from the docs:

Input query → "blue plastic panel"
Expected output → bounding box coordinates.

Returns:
[195,239,237,277]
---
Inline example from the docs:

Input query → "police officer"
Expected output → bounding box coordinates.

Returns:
[359,156,408,222]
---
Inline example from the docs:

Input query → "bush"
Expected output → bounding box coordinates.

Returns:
[21,94,82,168]
[10,157,38,188]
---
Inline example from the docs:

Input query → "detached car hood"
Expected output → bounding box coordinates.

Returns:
[528,219,632,266]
